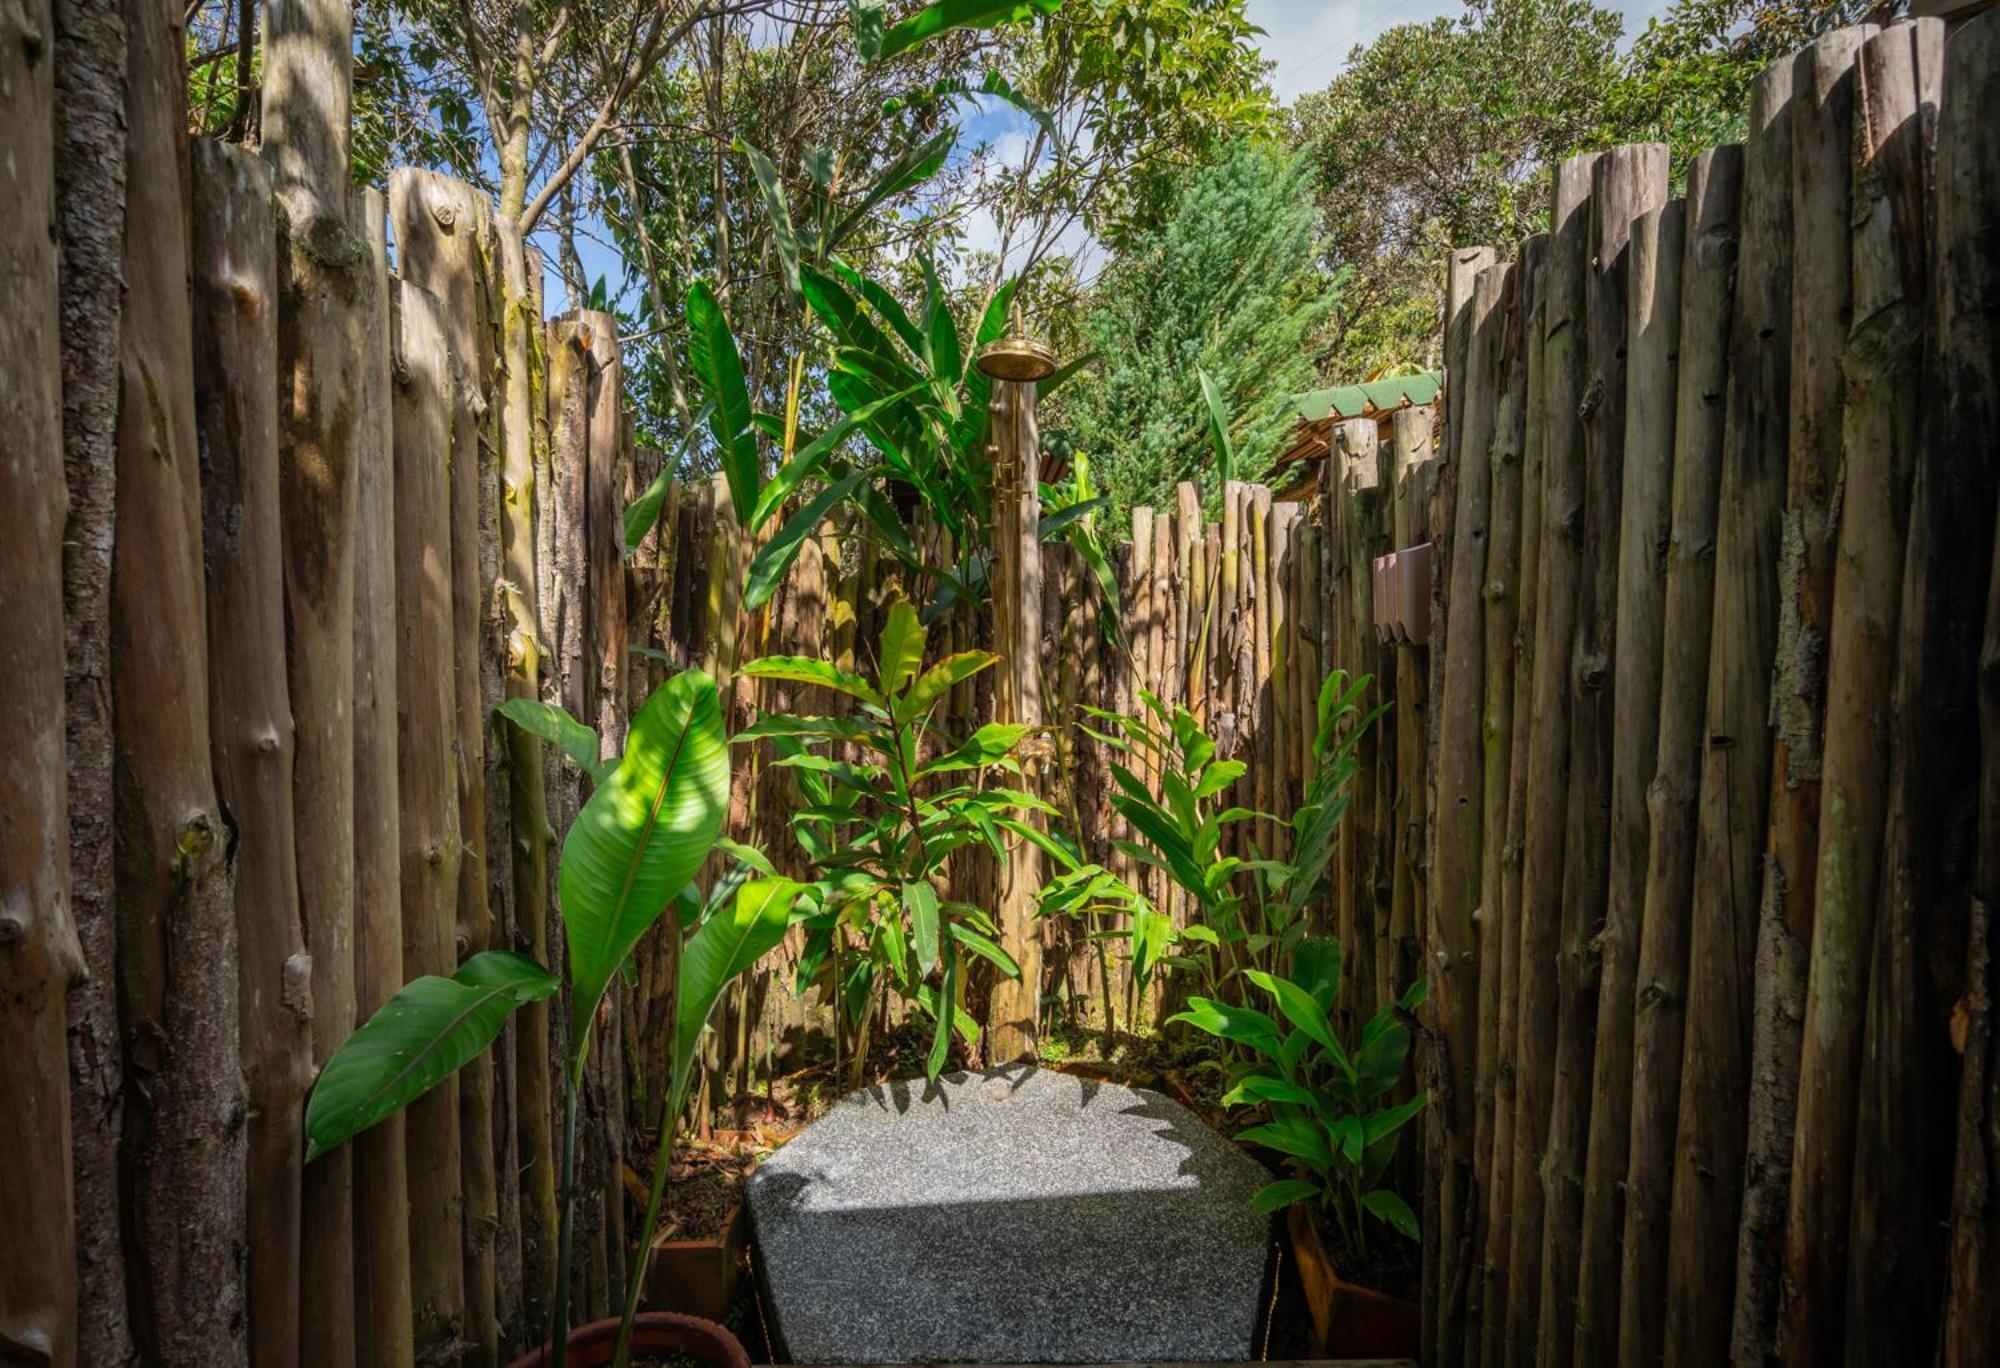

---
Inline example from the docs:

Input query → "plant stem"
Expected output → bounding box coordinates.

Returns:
[615,1078,687,1368]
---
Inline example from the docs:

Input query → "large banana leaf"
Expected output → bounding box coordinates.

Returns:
[868,0,1063,62]
[744,469,868,611]
[738,140,801,296]
[559,670,730,1065]
[305,950,559,1160]
[671,876,805,1114]
[687,281,759,521]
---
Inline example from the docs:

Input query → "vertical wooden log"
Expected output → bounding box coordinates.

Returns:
[1573,192,1685,1368]
[1617,142,1743,1368]
[1389,409,1435,1011]
[114,3,248,1358]
[1336,420,1385,1024]
[1434,254,1504,1368]
[351,189,415,1368]
[989,378,1044,1061]
[1478,233,1546,1368]
[396,281,468,1353]
[1536,146,1668,1368]
[1472,254,1530,1363]
[1836,25,1949,1367]
[391,165,503,1367]
[1664,58,1793,1368]
[1250,486,1275,857]
[496,218,558,1341]
[192,140,312,1368]
[53,0,132,1352]
[1772,24,1913,1367]
[1501,154,1595,1368]
[1,1,83,1356]
[1903,15,2000,1365]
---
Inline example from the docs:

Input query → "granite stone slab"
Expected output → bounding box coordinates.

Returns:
[746,1064,1274,1363]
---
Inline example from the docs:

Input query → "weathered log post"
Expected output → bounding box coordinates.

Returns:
[1936,15,2000,1333]
[1663,59,1793,1368]
[395,281,469,1353]
[496,218,560,1341]
[351,188,416,1368]
[113,5,248,1361]
[1573,191,1684,1367]
[1,1,84,1356]
[1434,254,1503,1367]
[1388,408,1434,1019]
[1504,152,1594,1368]
[391,167,505,1365]
[1479,230,1547,1368]
[53,0,132,1351]
[192,140,313,1368]
[1334,417,1384,1024]
[1617,142,1743,1368]
[265,0,365,1351]
[987,376,1045,1063]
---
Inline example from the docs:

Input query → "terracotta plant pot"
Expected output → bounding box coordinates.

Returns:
[502,1311,752,1368]
[644,1201,746,1322]
[1286,1203,1421,1360]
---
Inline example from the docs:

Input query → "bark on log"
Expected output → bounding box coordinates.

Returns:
[114,12,248,1359]
[1617,142,1743,1368]
[395,280,468,1353]
[1479,230,1547,1368]
[52,0,132,1351]
[1434,255,1504,1368]
[1504,154,1595,1368]
[351,189,415,1368]
[1921,11,2000,1366]
[988,378,1045,1062]
[1,3,85,1357]
[1663,59,1793,1368]
[192,140,312,1368]
[496,218,559,1343]
[1574,193,1683,1368]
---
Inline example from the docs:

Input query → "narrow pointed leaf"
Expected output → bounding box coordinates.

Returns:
[671,877,804,1114]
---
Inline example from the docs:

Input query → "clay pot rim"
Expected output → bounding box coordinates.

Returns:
[500,1310,751,1368]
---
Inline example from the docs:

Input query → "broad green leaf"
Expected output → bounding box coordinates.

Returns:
[560,671,730,1063]
[896,650,997,724]
[1038,494,1109,541]
[1293,935,1343,1011]
[745,470,867,611]
[831,128,957,245]
[715,836,775,876]
[686,280,758,521]
[1363,1188,1420,1241]
[1251,1179,1320,1214]
[916,722,1030,778]
[904,878,940,973]
[740,654,883,706]
[1221,1075,1316,1109]
[947,922,1020,978]
[830,258,928,358]
[878,599,927,696]
[926,941,958,1078]
[1167,996,1282,1058]
[738,140,801,296]
[1363,1093,1427,1146]
[622,401,713,554]
[1247,968,1341,1060]
[495,698,613,786]
[734,714,879,746]
[1199,366,1235,489]
[749,386,921,531]
[306,950,558,1160]
[874,0,1062,62]
[672,877,803,1116]
[1237,1119,1332,1171]
[1037,349,1098,398]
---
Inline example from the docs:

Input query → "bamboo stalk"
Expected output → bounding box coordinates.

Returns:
[395,280,469,1352]
[1573,190,1684,1368]
[1900,15,2000,1365]
[1,2,84,1355]
[1503,154,1595,1368]
[192,140,312,1368]
[352,188,416,1368]
[1663,59,1793,1368]
[1434,254,1504,1368]
[1478,230,1546,1368]
[53,0,132,1351]
[1616,143,1743,1368]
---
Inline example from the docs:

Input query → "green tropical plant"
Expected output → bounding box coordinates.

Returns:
[736,597,1055,1082]
[1171,936,1427,1256]
[303,670,793,1368]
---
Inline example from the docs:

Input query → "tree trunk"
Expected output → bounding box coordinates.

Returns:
[192,140,313,1368]
[1574,192,1683,1368]
[1,1,84,1356]
[1617,142,1743,1368]
[52,0,132,1351]
[1663,59,1792,1368]
[395,280,469,1353]
[351,185,415,1368]
[988,378,1045,1062]
[1924,10,2000,1364]
[1504,154,1594,1368]
[1479,230,1546,1368]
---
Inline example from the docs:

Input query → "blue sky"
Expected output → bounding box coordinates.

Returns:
[552,0,1679,314]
